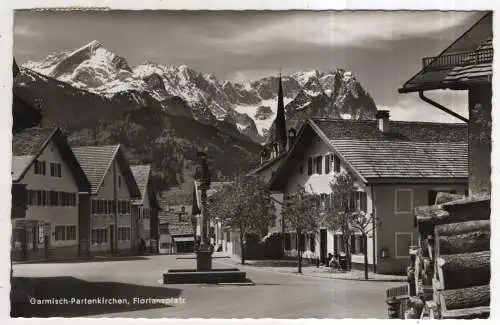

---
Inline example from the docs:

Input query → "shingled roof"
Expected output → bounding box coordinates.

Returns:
[311,118,467,143]
[12,127,90,191]
[331,140,468,180]
[270,118,468,190]
[158,210,193,236]
[399,12,492,93]
[72,144,140,197]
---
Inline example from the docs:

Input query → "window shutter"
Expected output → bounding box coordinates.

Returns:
[310,234,315,252]
[325,155,330,174]
[350,235,356,254]
[334,155,340,173]
[308,157,313,175]
[348,192,355,212]
[317,156,322,174]
[360,192,367,211]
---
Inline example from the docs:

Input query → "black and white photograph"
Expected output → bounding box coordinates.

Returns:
[7,3,493,320]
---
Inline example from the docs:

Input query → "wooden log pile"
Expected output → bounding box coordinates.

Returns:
[409,194,490,319]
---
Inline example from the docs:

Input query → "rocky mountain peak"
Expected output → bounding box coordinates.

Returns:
[21,40,378,144]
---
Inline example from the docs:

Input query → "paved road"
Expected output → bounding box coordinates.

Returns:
[12,254,395,318]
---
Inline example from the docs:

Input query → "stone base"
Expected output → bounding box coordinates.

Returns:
[196,246,213,271]
[163,269,247,284]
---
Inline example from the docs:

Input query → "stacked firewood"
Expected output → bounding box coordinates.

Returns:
[410,194,490,319]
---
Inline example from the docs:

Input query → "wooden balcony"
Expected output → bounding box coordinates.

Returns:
[422,48,493,71]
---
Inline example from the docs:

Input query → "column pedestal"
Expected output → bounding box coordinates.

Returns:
[196,243,213,271]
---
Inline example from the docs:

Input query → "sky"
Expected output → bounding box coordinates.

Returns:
[13,10,486,123]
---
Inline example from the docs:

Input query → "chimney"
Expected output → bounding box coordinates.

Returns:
[288,128,297,151]
[376,110,390,133]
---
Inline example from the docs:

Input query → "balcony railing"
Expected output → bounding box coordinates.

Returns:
[422,48,493,71]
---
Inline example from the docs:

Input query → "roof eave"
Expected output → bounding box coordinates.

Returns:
[366,177,469,184]
[399,79,490,94]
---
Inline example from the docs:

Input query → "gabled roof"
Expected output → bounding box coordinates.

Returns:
[270,118,468,190]
[192,181,232,215]
[12,127,90,192]
[72,144,140,197]
[246,154,286,176]
[130,164,151,203]
[399,12,492,93]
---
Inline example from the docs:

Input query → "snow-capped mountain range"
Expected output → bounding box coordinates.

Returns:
[22,40,377,143]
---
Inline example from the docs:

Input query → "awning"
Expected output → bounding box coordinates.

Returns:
[173,236,194,242]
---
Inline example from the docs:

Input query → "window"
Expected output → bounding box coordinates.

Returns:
[325,155,330,174]
[66,225,76,240]
[118,227,131,241]
[395,189,413,214]
[307,157,313,175]
[92,228,108,244]
[310,234,316,252]
[28,190,36,205]
[395,232,413,259]
[315,156,323,174]
[118,176,122,188]
[350,235,357,254]
[50,162,62,177]
[284,233,291,250]
[298,233,305,251]
[333,155,340,173]
[226,231,231,242]
[353,191,368,212]
[299,165,304,174]
[144,208,150,220]
[55,226,66,241]
[42,190,48,206]
[34,160,46,175]
[48,190,56,205]
[334,234,344,251]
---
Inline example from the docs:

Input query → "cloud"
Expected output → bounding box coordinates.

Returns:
[13,23,37,37]
[210,11,477,55]
[228,69,279,82]
[379,90,469,123]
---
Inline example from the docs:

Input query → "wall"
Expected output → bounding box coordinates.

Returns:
[78,193,90,256]
[21,139,80,253]
[90,159,132,253]
[282,133,373,265]
[374,183,467,274]
[468,84,492,196]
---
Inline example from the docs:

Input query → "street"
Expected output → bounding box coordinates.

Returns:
[12,254,397,318]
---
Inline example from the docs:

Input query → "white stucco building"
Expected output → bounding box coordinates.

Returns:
[11,127,90,261]
[72,145,140,255]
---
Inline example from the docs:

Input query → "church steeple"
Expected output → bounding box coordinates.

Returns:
[275,70,287,154]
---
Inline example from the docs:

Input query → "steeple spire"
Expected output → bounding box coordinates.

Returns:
[275,69,287,153]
